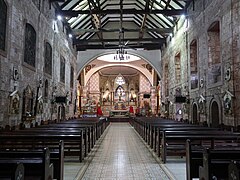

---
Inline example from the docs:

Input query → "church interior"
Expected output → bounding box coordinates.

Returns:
[0,0,240,179]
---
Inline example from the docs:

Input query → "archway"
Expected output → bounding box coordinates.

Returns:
[192,103,198,124]
[57,105,66,122]
[211,101,219,127]
[76,50,162,81]
[78,59,160,116]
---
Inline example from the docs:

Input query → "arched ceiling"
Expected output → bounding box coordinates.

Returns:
[50,0,193,51]
[99,66,139,76]
[83,57,155,86]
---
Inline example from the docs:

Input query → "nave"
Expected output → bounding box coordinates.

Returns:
[64,123,183,180]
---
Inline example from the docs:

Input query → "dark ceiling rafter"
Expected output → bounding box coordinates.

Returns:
[138,0,152,41]
[60,9,185,17]
[135,0,174,27]
[52,0,193,51]
[87,0,104,46]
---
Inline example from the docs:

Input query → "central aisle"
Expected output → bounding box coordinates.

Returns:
[80,122,170,179]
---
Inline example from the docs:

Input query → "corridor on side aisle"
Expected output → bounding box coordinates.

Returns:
[78,122,171,180]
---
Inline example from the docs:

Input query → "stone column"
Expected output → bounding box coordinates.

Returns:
[151,86,157,115]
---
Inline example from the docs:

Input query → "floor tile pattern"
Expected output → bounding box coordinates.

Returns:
[81,123,170,180]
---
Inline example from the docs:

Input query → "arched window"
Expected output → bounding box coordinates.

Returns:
[70,66,74,88]
[190,39,198,89]
[60,56,65,83]
[164,64,169,96]
[44,79,48,99]
[208,21,220,65]
[0,0,7,51]
[175,52,181,84]
[44,42,52,75]
[24,23,36,67]
[207,21,221,84]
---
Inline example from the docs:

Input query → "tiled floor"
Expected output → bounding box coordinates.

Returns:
[64,122,186,180]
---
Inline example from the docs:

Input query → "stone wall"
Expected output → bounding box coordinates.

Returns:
[0,0,77,128]
[161,0,240,127]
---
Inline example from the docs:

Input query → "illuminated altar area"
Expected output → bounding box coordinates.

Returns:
[78,61,159,118]
[110,74,130,117]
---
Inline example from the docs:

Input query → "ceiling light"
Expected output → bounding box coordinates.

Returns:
[68,34,73,38]
[57,15,62,20]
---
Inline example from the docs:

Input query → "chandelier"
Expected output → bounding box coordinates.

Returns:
[114,48,130,61]
[115,73,125,85]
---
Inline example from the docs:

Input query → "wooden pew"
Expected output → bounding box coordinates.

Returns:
[0,147,53,180]
[186,139,204,180]
[0,162,24,180]
[229,161,240,180]
[0,132,84,162]
[199,148,240,180]
[22,126,91,158]
[161,130,240,163]
[154,125,217,154]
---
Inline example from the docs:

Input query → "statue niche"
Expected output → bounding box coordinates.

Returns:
[9,91,20,114]
[22,85,34,121]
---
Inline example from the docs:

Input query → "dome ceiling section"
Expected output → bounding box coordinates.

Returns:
[53,0,193,51]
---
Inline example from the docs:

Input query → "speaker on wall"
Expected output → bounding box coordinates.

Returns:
[175,96,186,103]
[55,96,67,103]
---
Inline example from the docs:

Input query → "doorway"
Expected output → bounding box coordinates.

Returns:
[211,101,219,127]
[192,103,198,124]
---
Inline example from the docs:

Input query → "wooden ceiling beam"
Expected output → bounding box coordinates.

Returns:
[73,37,166,45]
[72,27,173,34]
[60,9,185,17]
[76,43,163,51]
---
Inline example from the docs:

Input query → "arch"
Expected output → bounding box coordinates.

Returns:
[210,101,220,127]
[76,49,162,80]
[57,105,66,122]
[84,64,153,86]
[192,103,198,124]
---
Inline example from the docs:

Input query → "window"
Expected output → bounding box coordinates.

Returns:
[207,21,220,66]
[60,56,65,83]
[207,21,221,84]
[24,23,36,67]
[0,0,7,52]
[70,66,74,88]
[44,42,52,75]
[164,64,169,96]
[190,40,198,89]
[44,79,48,100]
[175,52,181,84]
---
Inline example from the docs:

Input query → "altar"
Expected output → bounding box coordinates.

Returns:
[110,109,129,117]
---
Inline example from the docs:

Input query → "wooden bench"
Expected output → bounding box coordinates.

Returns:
[0,147,53,180]
[160,130,240,163]
[23,126,91,158]
[229,160,240,180]
[199,148,240,180]
[0,162,24,180]
[0,132,84,162]
[153,125,218,154]
[186,139,204,180]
